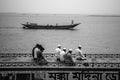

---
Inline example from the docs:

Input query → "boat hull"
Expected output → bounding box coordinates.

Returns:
[22,23,80,29]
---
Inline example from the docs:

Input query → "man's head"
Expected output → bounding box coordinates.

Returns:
[36,44,40,47]
[63,48,67,52]
[36,44,45,52]
[68,49,72,54]
[57,44,61,48]
[78,45,82,49]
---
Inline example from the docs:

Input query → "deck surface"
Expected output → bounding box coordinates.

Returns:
[0,53,120,68]
[0,53,120,80]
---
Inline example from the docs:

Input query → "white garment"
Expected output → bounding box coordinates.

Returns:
[75,48,84,58]
[60,51,66,61]
[55,48,61,57]
[34,47,40,58]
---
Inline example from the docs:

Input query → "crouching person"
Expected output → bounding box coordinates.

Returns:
[32,44,40,61]
[75,45,86,60]
[64,49,75,66]
[32,44,48,65]
[59,48,67,62]
[55,44,62,61]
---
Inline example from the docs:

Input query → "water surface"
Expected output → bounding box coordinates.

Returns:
[0,13,120,54]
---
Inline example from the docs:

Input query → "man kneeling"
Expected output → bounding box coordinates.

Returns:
[63,49,75,66]
[32,44,48,65]
[75,45,86,60]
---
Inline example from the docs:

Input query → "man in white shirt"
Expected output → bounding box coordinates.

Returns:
[32,44,41,61]
[34,47,40,59]
[55,44,62,61]
[60,48,67,61]
[75,45,86,60]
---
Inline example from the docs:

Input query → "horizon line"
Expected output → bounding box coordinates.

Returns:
[0,12,120,16]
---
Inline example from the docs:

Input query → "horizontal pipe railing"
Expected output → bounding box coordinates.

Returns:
[0,53,120,68]
[0,53,120,58]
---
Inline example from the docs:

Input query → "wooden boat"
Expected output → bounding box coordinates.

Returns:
[22,21,80,29]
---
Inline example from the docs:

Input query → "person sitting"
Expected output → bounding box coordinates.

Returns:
[32,44,40,61]
[55,44,62,61]
[75,45,86,60]
[64,49,75,66]
[37,44,48,65]
[60,48,67,62]
[32,44,48,65]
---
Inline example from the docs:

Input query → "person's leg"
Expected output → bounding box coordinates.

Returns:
[76,56,83,60]
[56,57,60,62]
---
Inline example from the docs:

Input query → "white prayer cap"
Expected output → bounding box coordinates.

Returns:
[63,48,66,50]
[57,44,61,47]
[69,49,72,51]
[78,45,82,48]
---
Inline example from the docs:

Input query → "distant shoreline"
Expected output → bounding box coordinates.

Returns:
[0,12,120,17]
[89,15,120,17]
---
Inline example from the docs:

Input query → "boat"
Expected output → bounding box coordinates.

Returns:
[22,20,80,29]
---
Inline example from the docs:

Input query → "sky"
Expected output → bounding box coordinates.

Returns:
[0,0,120,15]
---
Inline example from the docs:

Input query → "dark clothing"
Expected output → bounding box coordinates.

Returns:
[32,46,36,59]
[37,44,45,52]
[76,57,86,60]
[32,44,47,65]
[32,44,45,58]
[36,50,48,65]
[37,51,44,60]
[64,53,75,66]
[64,53,74,63]
[56,57,61,62]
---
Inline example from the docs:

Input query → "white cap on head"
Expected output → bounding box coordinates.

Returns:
[78,45,82,48]
[57,44,61,47]
[69,49,72,51]
[63,48,66,50]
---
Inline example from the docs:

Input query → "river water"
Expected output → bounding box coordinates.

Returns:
[0,13,120,54]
